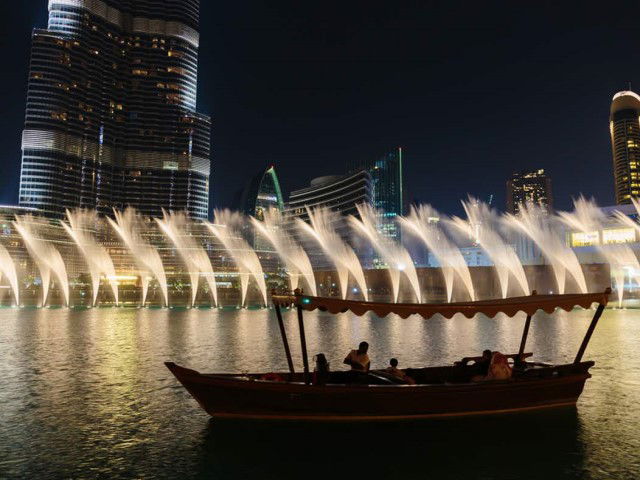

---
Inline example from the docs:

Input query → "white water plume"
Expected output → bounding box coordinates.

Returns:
[250,209,317,296]
[156,210,217,307]
[559,196,637,307]
[449,198,529,298]
[14,215,69,306]
[207,210,267,307]
[296,207,368,300]
[349,204,421,303]
[108,208,168,307]
[504,203,588,294]
[0,243,19,305]
[399,205,475,302]
[62,209,118,306]
[613,198,640,242]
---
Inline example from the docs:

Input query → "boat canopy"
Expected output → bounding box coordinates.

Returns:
[272,290,611,320]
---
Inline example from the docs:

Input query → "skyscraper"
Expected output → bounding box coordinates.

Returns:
[610,90,640,205]
[285,171,373,222]
[349,148,404,241]
[506,169,553,215]
[19,0,211,219]
[237,166,285,220]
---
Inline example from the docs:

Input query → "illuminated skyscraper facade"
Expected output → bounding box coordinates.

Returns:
[284,171,373,264]
[610,90,640,205]
[285,171,373,222]
[349,148,404,242]
[238,166,285,219]
[19,0,210,219]
[506,169,553,215]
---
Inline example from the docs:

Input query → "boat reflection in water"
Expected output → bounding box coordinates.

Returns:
[194,409,587,480]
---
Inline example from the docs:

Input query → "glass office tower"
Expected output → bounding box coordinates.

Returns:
[19,0,211,219]
[349,148,404,242]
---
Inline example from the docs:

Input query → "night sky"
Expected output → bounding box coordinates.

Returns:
[1,1,640,216]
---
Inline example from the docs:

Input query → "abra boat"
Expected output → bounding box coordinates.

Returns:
[166,289,611,421]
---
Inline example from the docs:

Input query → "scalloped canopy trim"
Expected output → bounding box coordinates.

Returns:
[272,291,610,320]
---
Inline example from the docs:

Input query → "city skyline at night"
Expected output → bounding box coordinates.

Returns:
[1,3,640,216]
[2,5,640,479]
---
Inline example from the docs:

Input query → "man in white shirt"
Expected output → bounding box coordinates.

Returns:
[343,341,370,372]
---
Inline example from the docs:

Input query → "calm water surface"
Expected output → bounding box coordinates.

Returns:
[1,307,639,479]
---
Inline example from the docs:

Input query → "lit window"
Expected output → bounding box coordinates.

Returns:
[571,231,599,247]
[603,228,636,244]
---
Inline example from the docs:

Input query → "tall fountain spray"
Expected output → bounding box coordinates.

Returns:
[559,196,638,307]
[296,207,368,300]
[0,243,19,305]
[613,198,640,248]
[156,210,218,307]
[449,198,529,298]
[108,208,169,307]
[207,210,267,307]
[399,205,475,302]
[62,209,119,306]
[504,203,588,294]
[14,215,70,307]
[349,204,421,303]
[250,209,317,296]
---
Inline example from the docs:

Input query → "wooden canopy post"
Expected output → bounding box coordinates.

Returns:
[518,290,536,356]
[274,302,295,377]
[518,314,532,356]
[573,302,606,364]
[296,304,311,385]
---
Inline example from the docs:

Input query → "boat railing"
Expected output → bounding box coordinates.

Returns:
[455,352,533,367]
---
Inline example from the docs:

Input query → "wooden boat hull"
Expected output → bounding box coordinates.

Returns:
[165,362,593,421]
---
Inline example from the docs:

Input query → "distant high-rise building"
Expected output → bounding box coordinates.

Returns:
[285,171,373,223]
[284,171,373,267]
[610,90,640,204]
[349,148,404,241]
[19,0,211,219]
[237,166,285,219]
[506,169,553,215]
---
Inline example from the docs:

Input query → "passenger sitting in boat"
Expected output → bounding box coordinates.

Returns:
[486,352,512,381]
[313,353,330,386]
[470,350,492,382]
[477,349,492,376]
[344,341,370,372]
[385,358,416,385]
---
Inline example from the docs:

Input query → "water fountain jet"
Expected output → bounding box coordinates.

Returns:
[296,207,368,300]
[108,208,169,307]
[250,209,317,296]
[399,205,475,302]
[14,215,69,307]
[0,244,19,305]
[156,210,218,307]
[207,210,267,307]
[559,196,638,307]
[349,204,421,302]
[504,203,588,294]
[62,209,119,306]
[449,197,529,298]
